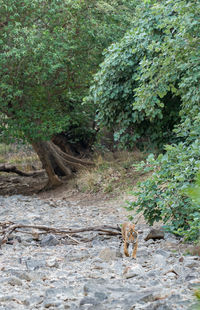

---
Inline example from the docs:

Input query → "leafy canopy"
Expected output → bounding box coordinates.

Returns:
[87,0,200,239]
[0,0,138,143]
[124,0,199,240]
[87,0,199,149]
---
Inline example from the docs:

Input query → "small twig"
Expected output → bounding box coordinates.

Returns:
[61,233,81,244]
[135,214,143,225]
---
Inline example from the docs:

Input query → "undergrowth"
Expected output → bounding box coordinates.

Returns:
[75,150,147,195]
[0,143,41,171]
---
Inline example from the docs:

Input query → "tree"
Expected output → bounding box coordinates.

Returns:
[0,0,138,188]
[123,0,199,240]
[87,0,200,239]
[87,0,195,149]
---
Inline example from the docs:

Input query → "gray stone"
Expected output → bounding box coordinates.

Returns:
[94,292,108,301]
[0,295,17,302]
[146,269,161,278]
[24,295,44,307]
[42,298,62,308]
[80,297,98,306]
[0,194,198,310]
[185,273,199,281]
[66,251,90,262]
[40,234,60,246]
[184,259,200,268]
[6,269,33,281]
[153,254,167,268]
[46,258,59,268]
[25,258,46,270]
[137,248,150,257]
[45,287,75,299]
[124,264,145,279]
[98,248,118,261]
[138,300,172,310]
[7,276,23,286]
[155,249,171,258]
[145,229,165,241]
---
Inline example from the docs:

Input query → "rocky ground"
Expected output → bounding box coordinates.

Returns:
[0,192,199,310]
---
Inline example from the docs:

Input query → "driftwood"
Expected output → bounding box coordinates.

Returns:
[0,222,121,247]
[0,164,45,177]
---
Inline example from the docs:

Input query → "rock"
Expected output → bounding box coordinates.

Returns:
[135,300,172,310]
[66,250,90,262]
[25,258,46,270]
[184,259,200,268]
[40,234,60,246]
[145,228,165,241]
[7,276,23,286]
[98,248,118,261]
[124,264,145,279]
[185,273,199,281]
[0,195,198,310]
[6,269,32,281]
[45,287,75,299]
[94,292,108,301]
[146,269,161,278]
[42,298,62,308]
[153,254,167,268]
[80,297,98,306]
[137,248,150,257]
[24,295,44,307]
[155,249,171,258]
[46,258,59,268]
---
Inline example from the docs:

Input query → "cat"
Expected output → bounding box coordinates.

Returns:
[121,222,138,259]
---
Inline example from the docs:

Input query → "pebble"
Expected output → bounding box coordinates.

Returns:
[0,195,199,309]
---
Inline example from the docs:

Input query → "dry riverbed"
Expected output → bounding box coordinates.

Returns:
[0,191,199,310]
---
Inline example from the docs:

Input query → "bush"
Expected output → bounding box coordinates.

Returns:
[123,0,200,241]
[128,114,200,241]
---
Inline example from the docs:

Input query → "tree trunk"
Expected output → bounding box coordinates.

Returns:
[32,140,94,190]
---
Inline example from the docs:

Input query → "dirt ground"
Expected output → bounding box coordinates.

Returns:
[0,173,129,205]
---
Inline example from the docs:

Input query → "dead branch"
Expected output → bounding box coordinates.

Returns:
[0,222,121,246]
[0,164,45,177]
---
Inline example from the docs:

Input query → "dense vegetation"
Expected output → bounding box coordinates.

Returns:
[0,0,199,240]
[0,0,138,187]
[88,0,200,240]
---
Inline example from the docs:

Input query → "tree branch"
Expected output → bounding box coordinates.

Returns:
[0,165,45,177]
[0,222,121,247]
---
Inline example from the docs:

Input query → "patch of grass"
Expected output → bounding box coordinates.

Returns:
[0,143,14,155]
[76,150,148,195]
[0,143,41,172]
[194,289,200,300]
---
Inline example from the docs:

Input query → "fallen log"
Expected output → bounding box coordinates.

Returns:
[0,164,45,177]
[0,222,121,246]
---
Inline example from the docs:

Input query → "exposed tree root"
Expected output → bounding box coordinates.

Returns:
[32,140,94,189]
[0,164,45,177]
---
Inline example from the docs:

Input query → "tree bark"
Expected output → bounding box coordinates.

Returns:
[31,140,94,189]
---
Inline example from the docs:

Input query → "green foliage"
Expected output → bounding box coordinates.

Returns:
[194,289,200,300]
[127,113,200,240]
[129,87,200,240]
[0,0,137,143]
[103,0,200,241]
[87,0,199,149]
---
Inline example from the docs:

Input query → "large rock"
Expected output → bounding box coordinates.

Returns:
[145,229,165,241]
